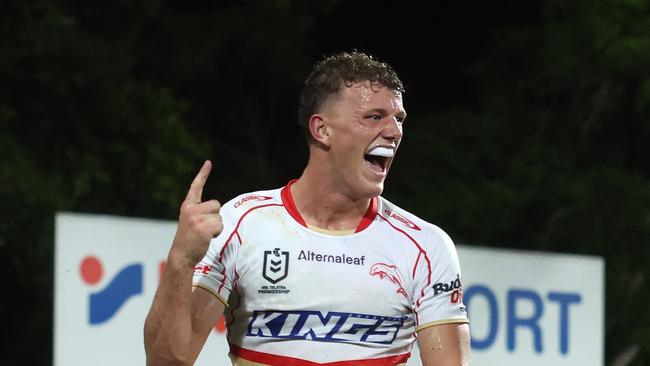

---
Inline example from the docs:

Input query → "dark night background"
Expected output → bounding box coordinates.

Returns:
[1,0,649,365]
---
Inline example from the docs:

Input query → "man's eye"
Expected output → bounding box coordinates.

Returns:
[367,115,382,121]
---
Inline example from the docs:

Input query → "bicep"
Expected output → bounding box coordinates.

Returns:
[417,322,470,366]
[188,286,227,360]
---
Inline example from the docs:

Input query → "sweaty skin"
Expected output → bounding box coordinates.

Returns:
[291,82,406,231]
[418,323,471,366]
[144,161,226,365]
[145,78,469,365]
[356,84,404,177]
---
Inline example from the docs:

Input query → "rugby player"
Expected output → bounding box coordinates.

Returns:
[144,51,470,366]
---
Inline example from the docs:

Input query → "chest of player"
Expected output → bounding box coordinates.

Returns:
[231,214,416,318]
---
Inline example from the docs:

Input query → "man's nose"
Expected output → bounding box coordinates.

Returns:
[382,117,403,141]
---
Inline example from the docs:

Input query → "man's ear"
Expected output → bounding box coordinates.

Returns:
[308,114,332,147]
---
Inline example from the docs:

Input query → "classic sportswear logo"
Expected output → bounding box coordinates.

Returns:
[262,248,289,284]
[246,310,406,344]
[384,209,421,231]
[369,263,408,297]
[80,255,143,325]
[234,194,273,208]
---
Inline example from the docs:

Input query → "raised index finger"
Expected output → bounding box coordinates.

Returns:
[185,160,212,203]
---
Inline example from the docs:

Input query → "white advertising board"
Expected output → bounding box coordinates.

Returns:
[457,246,604,366]
[54,213,229,366]
[54,212,603,366]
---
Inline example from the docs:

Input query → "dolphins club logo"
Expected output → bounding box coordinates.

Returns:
[79,255,143,325]
[369,263,408,297]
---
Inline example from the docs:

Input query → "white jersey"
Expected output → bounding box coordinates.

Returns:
[193,181,468,365]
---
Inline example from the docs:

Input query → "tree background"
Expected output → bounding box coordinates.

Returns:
[1,0,648,365]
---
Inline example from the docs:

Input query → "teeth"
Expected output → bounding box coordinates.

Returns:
[367,146,394,158]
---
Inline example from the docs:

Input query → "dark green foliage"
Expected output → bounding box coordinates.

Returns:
[388,1,650,364]
[1,0,648,365]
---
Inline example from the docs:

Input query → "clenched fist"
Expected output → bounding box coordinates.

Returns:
[169,161,223,269]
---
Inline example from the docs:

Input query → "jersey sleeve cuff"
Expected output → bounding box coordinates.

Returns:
[415,318,469,332]
[192,283,229,307]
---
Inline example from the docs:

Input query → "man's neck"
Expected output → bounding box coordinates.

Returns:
[290,168,372,232]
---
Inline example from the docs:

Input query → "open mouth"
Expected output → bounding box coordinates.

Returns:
[364,146,394,174]
[364,154,389,172]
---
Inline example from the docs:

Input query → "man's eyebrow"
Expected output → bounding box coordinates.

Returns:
[364,108,407,118]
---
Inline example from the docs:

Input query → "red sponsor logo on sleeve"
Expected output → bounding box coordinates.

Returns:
[384,209,421,231]
[234,195,273,208]
[194,265,211,275]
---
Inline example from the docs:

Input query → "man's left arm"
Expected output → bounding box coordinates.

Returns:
[417,322,471,366]
[409,223,471,365]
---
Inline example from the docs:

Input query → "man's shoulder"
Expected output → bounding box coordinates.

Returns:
[377,196,454,247]
[221,186,284,217]
[377,196,433,232]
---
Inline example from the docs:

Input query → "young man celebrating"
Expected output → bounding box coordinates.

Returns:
[144,51,470,366]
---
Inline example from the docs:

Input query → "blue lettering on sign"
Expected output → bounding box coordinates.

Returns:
[464,285,498,349]
[548,292,582,354]
[464,284,582,355]
[246,310,406,344]
[508,289,544,353]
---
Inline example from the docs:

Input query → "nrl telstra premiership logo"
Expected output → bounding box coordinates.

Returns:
[263,248,289,284]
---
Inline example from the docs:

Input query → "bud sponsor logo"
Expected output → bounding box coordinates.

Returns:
[80,256,143,325]
[384,209,421,231]
[433,274,463,304]
[433,274,462,295]
[246,310,406,344]
[234,194,273,208]
[369,263,408,297]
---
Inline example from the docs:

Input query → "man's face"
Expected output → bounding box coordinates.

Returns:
[321,81,406,199]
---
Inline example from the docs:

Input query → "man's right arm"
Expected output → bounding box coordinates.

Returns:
[144,161,225,365]
[144,263,226,365]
